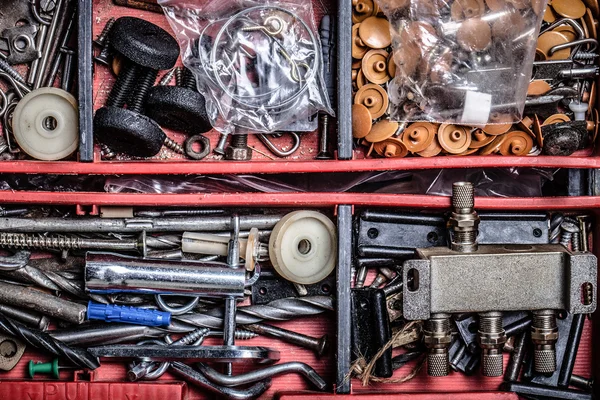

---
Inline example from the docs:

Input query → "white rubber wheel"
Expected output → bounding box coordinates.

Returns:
[269,211,337,284]
[13,87,79,160]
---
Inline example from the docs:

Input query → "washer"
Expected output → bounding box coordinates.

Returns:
[12,87,78,160]
[268,211,337,285]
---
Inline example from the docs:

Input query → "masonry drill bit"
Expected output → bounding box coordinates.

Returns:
[0,312,100,370]
[175,296,334,329]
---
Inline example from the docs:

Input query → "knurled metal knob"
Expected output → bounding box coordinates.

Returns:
[452,181,475,212]
[482,351,504,377]
[427,350,450,377]
[534,347,557,373]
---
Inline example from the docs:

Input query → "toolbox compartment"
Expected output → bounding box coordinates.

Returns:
[0,192,594,399]
[0,0,597,174]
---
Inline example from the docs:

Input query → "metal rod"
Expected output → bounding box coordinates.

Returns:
[0,215,283,233]
[0,303,49,330]
[0,281,86,324]
[33,0,64,89]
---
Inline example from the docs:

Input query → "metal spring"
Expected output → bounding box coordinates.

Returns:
[0,233,82,249]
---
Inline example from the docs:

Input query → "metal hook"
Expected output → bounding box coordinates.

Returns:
[549,38,598,56]
[257,132,301,157]
[242,15,285,36]
[540,18,585,39]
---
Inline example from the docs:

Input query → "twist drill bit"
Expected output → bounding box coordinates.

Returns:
[175,296,334,329]
[0,313,100,370]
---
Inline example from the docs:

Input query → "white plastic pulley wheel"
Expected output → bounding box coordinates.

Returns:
[269,211,337,284]
[12,87,79,160]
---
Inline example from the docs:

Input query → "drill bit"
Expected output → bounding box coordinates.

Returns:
[175,296,334,329]
[0,312,100,370]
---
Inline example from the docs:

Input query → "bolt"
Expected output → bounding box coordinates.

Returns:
[504,331,528,382]
[560,220,579,248]
[244,322,329,357]
[577,216,589,252]
[424,313,452,376]
[101,144,116,160]
[128,67,158,114]
[369,273,387,288]
[214,133,229,155]
[0,59,27,85]
[572,232,581,252]
[354,266,367,288]
[315,114,333,159]
[158,68,176,86]
[93,19,116,66]
[181,68,197,91]
[225,134,252,161]
[478,311,506,377]
[94,18,116,47]
[570,374,593,391]
[175,66,184,86]
[531,310,558,373]
[449,182,480,253]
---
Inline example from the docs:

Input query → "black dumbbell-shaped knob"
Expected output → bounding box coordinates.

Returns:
[145,85,212,135]
[94,107,183,158]
[94,17,181,158]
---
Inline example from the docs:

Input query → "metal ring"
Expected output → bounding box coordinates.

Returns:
[257,132,301,157]
[30,0,52,25]
[155,294,200,315]
[210,5,320,112]
[185,134,211,160]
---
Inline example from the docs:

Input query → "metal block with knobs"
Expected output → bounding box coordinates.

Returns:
[404,182,597,377]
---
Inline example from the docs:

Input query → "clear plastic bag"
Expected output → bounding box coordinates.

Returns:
[377,0,547,125]
[158,0,334,134]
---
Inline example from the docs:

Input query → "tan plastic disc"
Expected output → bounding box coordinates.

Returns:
[543,113,571,125]
[268,211,337,285]
[112,55,123,76]
[480,135,507,155]
[352,104,373,138]
[403,122,437,152]
[355,84,388,119]
[584,0,600,17]
[451,0,485,20]
[483,123,512,135]
[387,53,396,77]
[535,48,548,61]
[553,25,578,41]
[531,0,546,14]
[583,8,598,38]
[365,119,399,142]
[362,49,391,84]
[589,81,597,113]
[456,18,492,52]
[352,58,362,69]
[393,49,420,79]
[352,24,369,59]
[527,80,552,96]
[416,136,443,157]
[356,69,368,88]
[13,87,79,160]
[352,69,359,81]
[469,129,495,148]
[537,31,571,60]
[438,124,471,154]
[359,17,391,49]
[353,0,377,23]
[486,0,506,11]
[552,0,586,18]
[492,10,525,38]
[533,115,544,147]
[593,109,599,143]
[373,137,409,157]
[499,130,534,155]
[543,6,558,22]
[451,148,479,156]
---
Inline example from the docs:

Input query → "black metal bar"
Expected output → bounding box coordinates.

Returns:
[558,313,586,388]
[336,205,352,393]
[336,0,352,160]
[78,0,94,161]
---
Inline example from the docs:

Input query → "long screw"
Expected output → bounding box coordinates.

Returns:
[94,18,116,47]
[94,18,116,66]
[315,114,333,159]
[0,312,100,370]
[127,67,158,114]
[174,296,334,329]
[244,322,329,357]
[0,232,147,254]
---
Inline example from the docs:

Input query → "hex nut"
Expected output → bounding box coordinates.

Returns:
[225,146,252,161]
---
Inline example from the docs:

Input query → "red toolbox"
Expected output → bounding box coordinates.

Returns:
[0,191,593,399]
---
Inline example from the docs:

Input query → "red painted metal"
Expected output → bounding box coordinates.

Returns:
[0,153,597,175]
[0,191,598,210]
[276,392,521,399]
